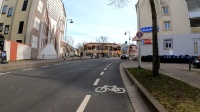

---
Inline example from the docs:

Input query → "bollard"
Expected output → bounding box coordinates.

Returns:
[189,57,191,71]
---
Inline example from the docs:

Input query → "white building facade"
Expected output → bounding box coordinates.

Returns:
[0,0,5,18]
[26,0,66,59]
[136,0,200,57]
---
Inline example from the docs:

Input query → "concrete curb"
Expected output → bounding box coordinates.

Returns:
[122,63,167,112]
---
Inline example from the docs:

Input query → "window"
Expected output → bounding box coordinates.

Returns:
[162,6,169,15]
[2,5,8,14]
[164,21,171,30]
[18,21,24,34]
[0,23,3,32]
[7,7,13,16]
[32,35,38,48]
[22,0,28,11]
[4,25,9,34]
[37,0,43,13]
[105,46,108,50]
[16,40,22,43]
[164,39,173,50]
[33,17,40,30]
[194,40,198,54]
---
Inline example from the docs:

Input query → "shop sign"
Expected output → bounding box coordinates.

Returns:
[141,26,159,33]
[142,39,152,45]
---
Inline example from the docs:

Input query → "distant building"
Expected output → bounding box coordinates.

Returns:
[136,0,200,57]
[0,0,66,59]
[84,42,121,57]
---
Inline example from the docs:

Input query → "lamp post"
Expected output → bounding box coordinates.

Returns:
[64,19,73,42]
[100,36,104,58]
[124,31,130,59]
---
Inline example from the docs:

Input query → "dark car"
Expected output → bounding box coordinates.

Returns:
[121,54,128,60]
[192,58,200,67]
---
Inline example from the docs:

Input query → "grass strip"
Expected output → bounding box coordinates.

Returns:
[128,68,200,112]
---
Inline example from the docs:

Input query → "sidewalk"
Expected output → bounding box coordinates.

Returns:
[0,57,85,72]
[123,60,200,89]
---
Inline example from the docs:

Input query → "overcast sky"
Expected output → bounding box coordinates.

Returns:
[63,0,138,46]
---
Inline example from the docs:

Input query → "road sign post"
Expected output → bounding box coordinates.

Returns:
[136,31,143,68]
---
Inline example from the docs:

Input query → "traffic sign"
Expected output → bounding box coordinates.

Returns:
[136,31,143,38]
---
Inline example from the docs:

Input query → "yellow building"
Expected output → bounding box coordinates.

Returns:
[0,0,66,59]
[84,42,121,58]
[136,0,200,57]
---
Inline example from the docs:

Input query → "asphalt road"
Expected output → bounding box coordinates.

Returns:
[0,59,134,112]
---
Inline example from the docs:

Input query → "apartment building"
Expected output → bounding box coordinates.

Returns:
[84,42,121,57]
[0,0,66,59]
[136,0,200,57]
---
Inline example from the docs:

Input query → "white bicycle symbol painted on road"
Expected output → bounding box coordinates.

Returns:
[95,85,126,93]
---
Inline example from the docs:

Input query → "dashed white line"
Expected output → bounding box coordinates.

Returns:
[0,72,10,75]
[76,95,91,112]
[104,68,107,70]
[22,68,34,71]
[93,79,100,85]
[55,63,61,65]
[100,72,104,76]
[41,65,49,67]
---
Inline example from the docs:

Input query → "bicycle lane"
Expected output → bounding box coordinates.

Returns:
[83,60,134,112]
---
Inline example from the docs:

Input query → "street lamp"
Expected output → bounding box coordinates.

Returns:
[64,19,73,42]
[124,31,131,59]
[100,36,104,58]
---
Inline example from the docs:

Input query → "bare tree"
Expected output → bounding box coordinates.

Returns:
[98,36,108,58]
[64,36,74,56]
[76,41,87,53]
[108,0,130,8]
[109,0,159,76]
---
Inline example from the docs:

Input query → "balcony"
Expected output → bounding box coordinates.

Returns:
[187,0,200,19]
[191,27,200,33]
[189,12,200,18]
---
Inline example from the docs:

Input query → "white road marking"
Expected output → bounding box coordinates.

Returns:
[22,69,30,71]
[104,68,107,70]
[107,66,109,67]
[93,79,100,85]
[22,68,34,71]
[76,95,91,112]
[100,72,104,76]
[65,62,70,64]
[41,65,49,67]
[6,72,11,74]
[0,72,8,75]
[55,63,61,65]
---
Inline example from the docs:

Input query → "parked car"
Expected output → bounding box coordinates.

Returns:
[192,58,200,67]
[121,54,128,60]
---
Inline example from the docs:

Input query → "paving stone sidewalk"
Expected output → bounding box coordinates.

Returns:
[123,60,200,89]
